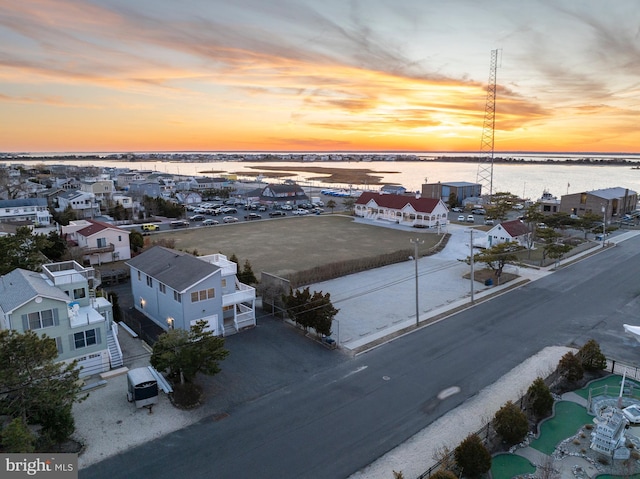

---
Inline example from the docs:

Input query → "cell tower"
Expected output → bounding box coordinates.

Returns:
[476,49,499,202]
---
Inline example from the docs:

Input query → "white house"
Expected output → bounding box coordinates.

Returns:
[56,190,101,218]
[0,198,52,225]
[354,192,449,228]
[486,219,531,248]
[126,246,256,336]
[62,219,131,265]
[0,261,122,377]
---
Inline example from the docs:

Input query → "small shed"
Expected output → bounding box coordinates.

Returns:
[127,367,158,409]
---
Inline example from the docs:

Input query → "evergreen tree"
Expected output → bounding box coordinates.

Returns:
[527,377,554,418]
[454,434,491,477]
[558,351,584,382]
[283,288,339,336]
[578,339,607,371]
[1,418,36,453]
[239,259,258,284]
[493,401,529,445]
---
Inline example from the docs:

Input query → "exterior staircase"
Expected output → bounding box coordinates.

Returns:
[107,329,124,369]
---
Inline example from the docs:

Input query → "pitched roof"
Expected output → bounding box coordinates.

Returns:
[76,219,127,237]
[499,219,530,237]
[0,268,70,314]
[355,192,440,213]
[262,184,305,193]
[125,246,220,292]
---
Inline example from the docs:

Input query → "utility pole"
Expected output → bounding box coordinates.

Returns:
[410,238,424,326]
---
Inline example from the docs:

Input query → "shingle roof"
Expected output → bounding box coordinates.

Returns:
[125,246,220,292]
[76,219,127,237]
[0,198,48,208]
[355,192,440,213]
[499,219,530,237]
[0,269,70,314]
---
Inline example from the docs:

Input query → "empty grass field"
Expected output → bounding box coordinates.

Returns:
[147,215,443,279]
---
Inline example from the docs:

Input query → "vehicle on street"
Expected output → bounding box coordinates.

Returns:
[244,213,262,221]
[292,209,308,215]
[223,216,239,223]
[202,219,219,226]
[169,220,190,228]
[189,214,205,221]
[466,215,475,223]
[269,211,286,217]
[484,219,495,226]
[472,208,486,215]
[141,223,159,232]
[457,215,466,222]
[257,205,267,212]
[452,207,464,212]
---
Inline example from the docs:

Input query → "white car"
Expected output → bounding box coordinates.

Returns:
[466,215,475,223]
[452,207,464,212]
[223,216,238,223]
[292,209,308,215]
[457,215,465,222]
[202,219,219,226]
[280,204,293,211]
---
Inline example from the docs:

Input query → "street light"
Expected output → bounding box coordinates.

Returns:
[410,238,424,326]
[601,204,606,248]
[468,229,475,303]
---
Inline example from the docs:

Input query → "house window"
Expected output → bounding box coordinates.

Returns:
[580,193,587,204]
[159,283,166,294]
[221,279,227,287]
[28,309,55,330]
[146,275,153,287]
[223,305,233,312]
[74,329,97,349]
[118,235,122,242]
[174,291,181,303]
[190,288,215,303]
[137,271,141,281]
[97,238,107,248]
[74,288,86,299]
[55,337,63,355]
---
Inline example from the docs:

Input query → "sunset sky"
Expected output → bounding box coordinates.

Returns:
[1,0,639,153]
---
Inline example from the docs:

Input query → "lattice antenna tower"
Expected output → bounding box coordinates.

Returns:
[476,49,499,202]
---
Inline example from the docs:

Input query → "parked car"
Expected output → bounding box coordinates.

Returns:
[457,215,466,222]
[484,219,495,226]
[169,220,190,228]
[244,213,262,221]
[466,215,475,223]
[513,204,524,210]
[269,211,286,217]
[537,223,547,229]
[452,207,464,212]
[202,219,219,226]
[472,208,486,215]
[280,204,293,210]
[257,205,267,212]
[141,223,160,231]
[223,216,239,223]
[292,209,308,215]
[189,214,205,221]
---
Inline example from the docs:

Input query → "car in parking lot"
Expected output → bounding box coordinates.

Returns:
[452,207,464,212]
[457,215,466,222]
[269,211,286,217]
[244,213,262,221]
[169,220,190,228]
[536,223,548,229]
[471,208,486,215]
[223,216,239,223]
[292,209,308,215]
[202,219,219,226]
[189,214,206,221]
[484,219,495,226]
[280,204,293,210]
[466,215,475,223]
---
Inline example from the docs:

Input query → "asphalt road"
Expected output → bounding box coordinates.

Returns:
[81,235,640,479]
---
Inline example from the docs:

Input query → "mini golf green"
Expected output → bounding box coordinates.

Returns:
[574,375,640,400]
[529,401,594,455]
[491,453,535,479]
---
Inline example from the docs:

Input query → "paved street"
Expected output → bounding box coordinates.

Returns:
[80,232,640,479]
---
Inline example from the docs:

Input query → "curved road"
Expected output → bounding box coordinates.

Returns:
[81,235,640,479]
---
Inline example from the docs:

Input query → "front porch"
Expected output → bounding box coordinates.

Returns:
[221,279,256,336]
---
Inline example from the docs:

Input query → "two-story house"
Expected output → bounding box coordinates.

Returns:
[486,219,531,248]
[126,246,256,336]
[80,179,116,205]
[0,198,52,225]
[62,219,131,265]
[0,261,122,377]
[259,183,308,207]
[56,190,101,218]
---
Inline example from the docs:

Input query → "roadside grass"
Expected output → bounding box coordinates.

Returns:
[146,215,443,280]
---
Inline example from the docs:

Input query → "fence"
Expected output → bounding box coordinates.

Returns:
[121,309,161,346]
[413,356,639,479]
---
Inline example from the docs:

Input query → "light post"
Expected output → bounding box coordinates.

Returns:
[601,204,606,248]
[468,229,475,303]
[410,238,424,326]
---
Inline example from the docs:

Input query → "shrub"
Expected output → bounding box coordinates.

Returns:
[1,418,35,453]
[558,351,584,382]
[431,470,457,479]
[527,377,554,418]
[454,434,491,477]
[578,339,607,371]
[493,401,529,445]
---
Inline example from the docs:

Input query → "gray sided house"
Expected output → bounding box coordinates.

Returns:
[0,198,52,225]
[421,181,482,204]
[0,261,122,377]
[127,180,162,199]
[259,184,308,206]
[126,246,256,336]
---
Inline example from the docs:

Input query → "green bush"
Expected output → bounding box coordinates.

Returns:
[1,418,35,453]
[454,434,491,477]
[527,377,554,418]
[578,339,607,371]
[493,401,529,445]
[558,351,584,382]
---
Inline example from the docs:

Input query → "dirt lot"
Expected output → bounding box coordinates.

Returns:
[144,215,442,279]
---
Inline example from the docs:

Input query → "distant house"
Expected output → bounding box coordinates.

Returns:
[0,261,121,377]
[62,219,131,265]
[80,179,116,204]
[126,246,256,336]
[176,191,202,205]
[56,190,100,218]
[422,182,482,204]
[354,192,449,228]
[127,180,161,199]
[486,219,531,248]
[112,193,134,210]
[560,187,638,223]
[259,184,308,206]
[0,198,52,225]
